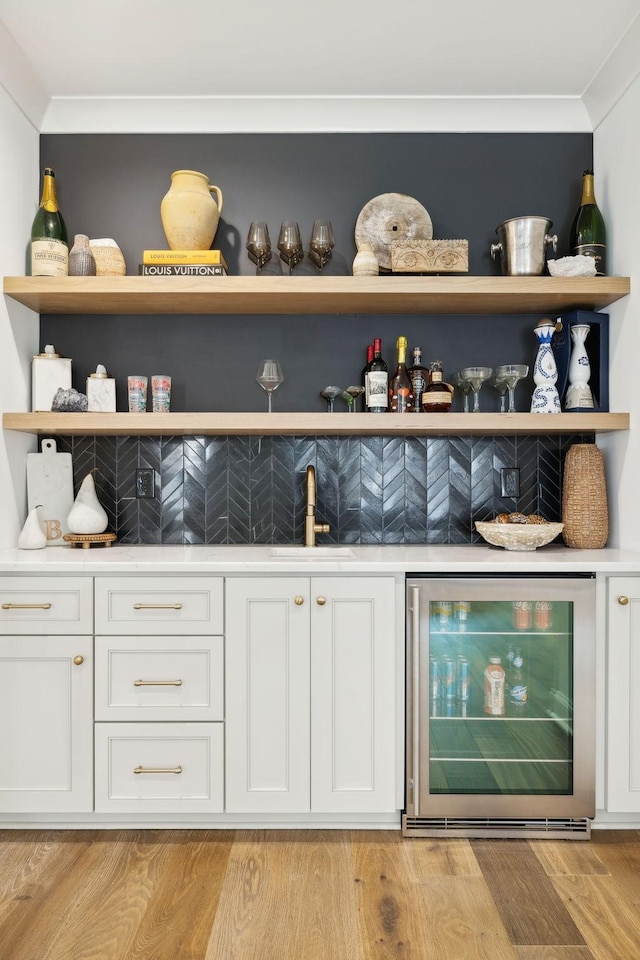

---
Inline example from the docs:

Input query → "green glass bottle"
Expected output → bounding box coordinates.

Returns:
[569,169,606,276]
[30,167,69,277]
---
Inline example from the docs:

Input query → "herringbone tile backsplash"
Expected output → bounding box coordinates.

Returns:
[53,434,593,545]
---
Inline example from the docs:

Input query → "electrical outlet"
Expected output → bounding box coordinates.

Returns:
[136,468,155,498]
[500,467,520,498]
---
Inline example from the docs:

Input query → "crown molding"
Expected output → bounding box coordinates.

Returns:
[583,11,640,129]
[0,21,48,130]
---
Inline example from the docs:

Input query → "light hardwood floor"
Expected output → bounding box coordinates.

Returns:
[1,829,639,960]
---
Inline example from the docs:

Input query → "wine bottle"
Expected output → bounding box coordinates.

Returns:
[31,167,69,277]
[422,361,453,412]
[408,345,429,412]
[365,337,388,413]
[361,343,374,391]
[569,169,606,276]
[389,336,414,413]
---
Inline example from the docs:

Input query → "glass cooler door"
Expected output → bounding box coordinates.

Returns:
[406,576,596,820]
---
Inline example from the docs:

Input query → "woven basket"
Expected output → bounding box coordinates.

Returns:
[561,443,608,548]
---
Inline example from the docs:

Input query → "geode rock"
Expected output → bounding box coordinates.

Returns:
[51,387,88,412]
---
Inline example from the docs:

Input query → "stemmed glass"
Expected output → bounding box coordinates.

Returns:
[491,374,509,413]
[246,221,272,272]
[452,371,473,413]
[321,386,342,412]
[495,364,529,413]
[309,219,335,273]
[278,221,304,274]
[256,360,284,412]
[342,385,365,412]
[461,366,493,412]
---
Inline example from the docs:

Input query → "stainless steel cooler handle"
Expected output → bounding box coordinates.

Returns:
[411,585,421,812]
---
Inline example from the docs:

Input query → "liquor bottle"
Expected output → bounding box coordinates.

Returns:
[569,169,606,276]
[365,337,388,413]
[408,346,429,412]
[31,167,69,277]
[509,648,527,712]
[422,361,453,412]
[361,343,374,391]
[389,336,414,413]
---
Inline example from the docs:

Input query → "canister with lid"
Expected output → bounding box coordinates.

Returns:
[32,344,72,412]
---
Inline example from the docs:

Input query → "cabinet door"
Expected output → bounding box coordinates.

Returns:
[606,577,640,812]
[311,577,397,813]
[0,636,93,812]
[225,578,310,812]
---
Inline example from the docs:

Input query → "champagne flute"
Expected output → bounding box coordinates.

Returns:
[278,221,304,275]
[309,219,335,273]
[496,364,529,413]
[246,221,272,272]
[461,366,493,413]
[256,359,284,412]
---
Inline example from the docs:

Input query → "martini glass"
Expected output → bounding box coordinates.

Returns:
[491,374,509,413]
[256,359,284,412]
[321,386,342,412]
[452,371,473,413]
[461,366,493,413]
[343,385,365,412]
[496,364,529,413]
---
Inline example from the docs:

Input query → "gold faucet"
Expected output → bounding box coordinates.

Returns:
[305,465,330,547]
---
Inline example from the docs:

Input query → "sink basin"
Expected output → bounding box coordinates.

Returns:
[268,546,355,559]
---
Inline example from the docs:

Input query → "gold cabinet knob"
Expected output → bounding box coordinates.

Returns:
[316,596,327,606]
[618,596,630,605]
[73,655,84,665]
[294,595,304,606]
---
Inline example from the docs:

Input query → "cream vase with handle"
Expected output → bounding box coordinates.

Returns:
[160,170,224,250]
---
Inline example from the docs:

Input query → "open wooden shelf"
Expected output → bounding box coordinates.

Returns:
[3,275,631,316]
[2,412,630,437]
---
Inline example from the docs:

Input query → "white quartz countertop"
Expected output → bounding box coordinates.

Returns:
[0,543,640,573]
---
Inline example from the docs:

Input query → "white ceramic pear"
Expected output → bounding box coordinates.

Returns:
[67,472,108,534]
[18,505,47,549]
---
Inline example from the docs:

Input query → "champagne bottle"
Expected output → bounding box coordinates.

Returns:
[422,361,453,412]
[361,343,374,391]
[365,337,388,413]
[389,336,414,413]
[408,345,429,412]
[570,169,606,276]
[31,168,69,277]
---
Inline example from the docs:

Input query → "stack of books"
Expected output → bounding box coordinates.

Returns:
[138,250,228,277]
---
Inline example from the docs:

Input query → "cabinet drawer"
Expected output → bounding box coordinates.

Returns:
[0,577,93,634]
[95,577,223,634]
[95,635,223,721]
[94,722,224,813]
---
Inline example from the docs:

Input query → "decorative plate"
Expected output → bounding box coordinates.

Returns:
[354,193,433,272]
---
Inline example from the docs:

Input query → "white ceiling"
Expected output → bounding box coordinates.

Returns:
[1,0,639,99]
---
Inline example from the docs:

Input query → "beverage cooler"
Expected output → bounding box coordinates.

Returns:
[404,575,596,839]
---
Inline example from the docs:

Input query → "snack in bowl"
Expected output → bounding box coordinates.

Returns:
[475,516,563,551]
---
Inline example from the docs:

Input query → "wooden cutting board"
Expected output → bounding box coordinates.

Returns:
[27,439,74,546]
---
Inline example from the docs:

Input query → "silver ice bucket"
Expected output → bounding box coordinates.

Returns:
[491,216,558,276]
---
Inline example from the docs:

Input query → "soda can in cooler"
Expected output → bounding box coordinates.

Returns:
[456,657,471,702]
[429,656,440,700]
[442,657,456,700]
[453,600,471,622]
[534,600,553,630]
[512,600,533,630]
[433,600,453,629]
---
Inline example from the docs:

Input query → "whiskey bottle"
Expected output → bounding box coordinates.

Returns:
[408,345,429,412]
[422,361,453,412]
[365,338,388,413]
[389,336,414,412]
[31,167,68,277]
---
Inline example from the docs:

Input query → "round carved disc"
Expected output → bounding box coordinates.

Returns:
[355,193,433,271]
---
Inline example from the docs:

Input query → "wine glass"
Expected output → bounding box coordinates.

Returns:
[278,221,304,274]
[256,359,284,412]
[461,366,493,412]
[321,386,342,412]
[496,364,529,413]
[246,221,272,272]
[343,385,365,412]
[452,371,473,413]
[491,374,509,413]
[308,219,335,273]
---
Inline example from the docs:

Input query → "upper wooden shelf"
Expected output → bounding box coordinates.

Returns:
[2,412,630,437]
[3,275,631,316]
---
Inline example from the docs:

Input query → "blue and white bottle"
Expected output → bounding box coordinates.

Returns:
[531,319,561,413]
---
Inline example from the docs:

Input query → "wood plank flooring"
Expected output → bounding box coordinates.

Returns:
[0,829,639,960]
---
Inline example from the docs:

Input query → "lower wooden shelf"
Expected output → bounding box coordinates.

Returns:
[2,412,630,436]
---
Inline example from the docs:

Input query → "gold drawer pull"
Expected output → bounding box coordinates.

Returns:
[294,595,304,606]
[316,596,327,606]
[73,656,85,666]
[133,679,183,687]
[618,596,630,605]
[133,603,183,610]
[2,602,52,610]
[133,765,183,775]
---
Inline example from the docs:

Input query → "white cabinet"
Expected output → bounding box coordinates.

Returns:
[606,577,640,813]
[0,635,93,813]
[225,576,397,814]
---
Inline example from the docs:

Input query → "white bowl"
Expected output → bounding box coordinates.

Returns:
[475,520,564,551]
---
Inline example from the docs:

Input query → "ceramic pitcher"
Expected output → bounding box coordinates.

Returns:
[160,170,224,250]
